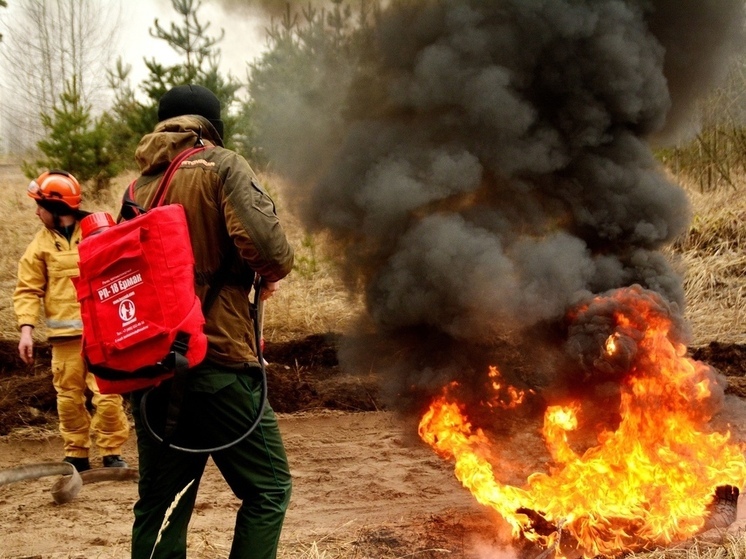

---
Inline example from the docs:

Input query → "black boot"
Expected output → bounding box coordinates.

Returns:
[63,456,91,472]
[102,455,128,468]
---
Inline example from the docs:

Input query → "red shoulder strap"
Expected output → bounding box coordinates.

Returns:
[150,146,207,209]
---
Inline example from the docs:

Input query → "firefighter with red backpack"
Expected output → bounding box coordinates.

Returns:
[13,170,131,472]
[126,84,294,559]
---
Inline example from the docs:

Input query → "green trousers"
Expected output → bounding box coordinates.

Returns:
[130,364,291,559]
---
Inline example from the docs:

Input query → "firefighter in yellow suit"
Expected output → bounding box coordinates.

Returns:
[13,170,130,472]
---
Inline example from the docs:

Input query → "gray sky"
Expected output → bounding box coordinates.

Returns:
[0,0,268,154]
[0,0,268,84]
[123,0,267,88]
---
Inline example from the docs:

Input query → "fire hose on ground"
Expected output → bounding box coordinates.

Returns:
[139,280,268,454]
[0,461,138,504]
[0,282,267,502]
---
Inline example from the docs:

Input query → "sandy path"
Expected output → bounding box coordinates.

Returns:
[0,411,485,558]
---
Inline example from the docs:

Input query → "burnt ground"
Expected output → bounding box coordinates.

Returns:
[0,333,382,436]
[692,342,746,401]
[2,336,746,436]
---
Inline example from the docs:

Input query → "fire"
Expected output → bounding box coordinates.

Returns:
[485,365,534,409]
[419,286,746,557]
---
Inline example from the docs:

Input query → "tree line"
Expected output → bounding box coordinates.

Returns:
[0,0,744,195]
[0,0,378,195]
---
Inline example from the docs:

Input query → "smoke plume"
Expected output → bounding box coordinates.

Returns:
[215,0,327,17]
[258,1,745,414]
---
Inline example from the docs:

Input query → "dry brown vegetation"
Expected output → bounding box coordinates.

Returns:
[0,167,363,345]
[671,180,746,346]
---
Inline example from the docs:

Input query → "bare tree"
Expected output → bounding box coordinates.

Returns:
[0,0,6,42]
[0,0,120,154]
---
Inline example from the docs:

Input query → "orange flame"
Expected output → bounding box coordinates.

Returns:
[419,287,746,557]
[485,365,534,409]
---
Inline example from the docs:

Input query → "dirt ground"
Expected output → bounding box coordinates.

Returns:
[0,335,505,559]
[0,412,496,559]
[2,335,746,558]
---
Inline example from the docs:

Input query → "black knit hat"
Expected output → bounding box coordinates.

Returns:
[158,84,224,141]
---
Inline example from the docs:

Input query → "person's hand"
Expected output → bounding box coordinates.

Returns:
[260,280,280,301]
[18,326,34,365]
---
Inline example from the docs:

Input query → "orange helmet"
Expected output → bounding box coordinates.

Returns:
[27,170,82,210]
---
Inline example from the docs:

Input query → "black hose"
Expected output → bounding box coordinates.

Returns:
[139,284,268,453]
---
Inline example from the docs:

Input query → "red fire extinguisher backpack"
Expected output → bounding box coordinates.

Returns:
[74,146,213,394]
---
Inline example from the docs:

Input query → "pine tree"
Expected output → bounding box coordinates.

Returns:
[28,78,120,195]
[243,0,379,170]
[150,0,224,81]
[106,58,157,160]
[110,0,241,159]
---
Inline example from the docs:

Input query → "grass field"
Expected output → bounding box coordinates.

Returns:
[671,179,746,346]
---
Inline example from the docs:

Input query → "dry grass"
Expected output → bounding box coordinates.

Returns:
[260,173,364,342]
[671,175,746,346]
[0,167,361,343]
[631,532,746,559]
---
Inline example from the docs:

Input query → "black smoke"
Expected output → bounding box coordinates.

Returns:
[254,1,745,415]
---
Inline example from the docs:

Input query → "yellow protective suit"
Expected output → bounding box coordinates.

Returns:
[13,223,130,458]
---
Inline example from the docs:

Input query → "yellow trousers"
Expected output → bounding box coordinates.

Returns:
[51,338,130,458]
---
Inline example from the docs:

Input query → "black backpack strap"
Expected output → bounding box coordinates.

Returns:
[158,333,191,444]
[201,250,236,317]
[120,180,146,220]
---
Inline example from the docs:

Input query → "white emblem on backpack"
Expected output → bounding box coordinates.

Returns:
[119,299,136,323]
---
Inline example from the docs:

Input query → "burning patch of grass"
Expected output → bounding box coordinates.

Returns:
[1,164,744,559]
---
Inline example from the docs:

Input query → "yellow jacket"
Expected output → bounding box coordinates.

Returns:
[14,224,84,339]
